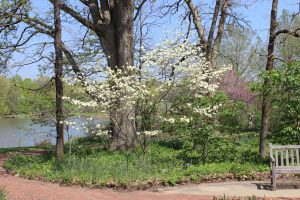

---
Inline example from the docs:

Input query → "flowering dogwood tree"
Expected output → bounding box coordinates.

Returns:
[64,37,230,150]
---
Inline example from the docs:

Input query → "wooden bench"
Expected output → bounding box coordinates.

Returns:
[269,143,300,190]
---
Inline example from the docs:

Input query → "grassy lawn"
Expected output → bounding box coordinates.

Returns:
[213,195,266,200]
[2,132,270,189]
[0,145,53,155]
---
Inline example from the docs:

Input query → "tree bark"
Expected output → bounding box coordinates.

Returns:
[94,0,136,148]
[107,0,136,148]
[260,0,278,158]
[48,0,137,148]
[54,0,64,159]
[211,0,229,68]
[206,0,221,60]
[184,0,207,46]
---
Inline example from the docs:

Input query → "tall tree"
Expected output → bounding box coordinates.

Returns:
[260,0,300,158]
[54,0,64,159]
[260,0,278,158]
[218,23,265,80]
[0,0,138,148]
[52,0,136,148]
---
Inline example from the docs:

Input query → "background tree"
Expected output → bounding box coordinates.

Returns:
[260,0,300,158]
[54,0,64,159]
[260,0,278,158]
[183,0,229,68]
[277,9,300,63]
[0,76,10,114]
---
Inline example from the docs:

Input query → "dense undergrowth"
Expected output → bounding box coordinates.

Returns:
[3,132,270,189]
[0,187,7,200]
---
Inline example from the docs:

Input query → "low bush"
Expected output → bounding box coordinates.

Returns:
[0,187,7,200]
[4,140,269,189]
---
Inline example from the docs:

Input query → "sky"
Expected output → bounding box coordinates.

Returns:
[8,0,300,79]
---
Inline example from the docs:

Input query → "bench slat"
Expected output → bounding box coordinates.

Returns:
[281,150,284,167]
[291,149,295,166]
[286,149,289,166]
[275,167,300,174]
[275,150,279,166]
[272,145,300,149]
[297,149,300,165]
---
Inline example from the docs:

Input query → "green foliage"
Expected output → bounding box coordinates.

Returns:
[0,187,7,200]
[3,134,269,189]
[162,94,217,165]
[0,75,97,118]
[263,62,300,144]
[162,92,249,165]
[215,92,247,134]
[0,77,10,114]
[0,75,55,116]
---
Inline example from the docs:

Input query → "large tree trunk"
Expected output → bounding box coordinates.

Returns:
[110,0,136,148]
[54,0,64,159]
[94,0,136,148]
[47,0,136,148]
[260,0,278,158]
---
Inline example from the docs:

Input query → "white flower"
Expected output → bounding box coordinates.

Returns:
[179,116,191,123]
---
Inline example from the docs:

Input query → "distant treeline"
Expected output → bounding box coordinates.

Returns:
[0,75,91,117]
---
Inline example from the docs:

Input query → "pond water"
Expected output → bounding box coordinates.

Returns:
[0,117,107,148]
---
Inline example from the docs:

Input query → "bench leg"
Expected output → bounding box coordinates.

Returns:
[272,171,276,191]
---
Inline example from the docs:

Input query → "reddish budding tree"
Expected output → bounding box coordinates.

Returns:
[219,70,257,105]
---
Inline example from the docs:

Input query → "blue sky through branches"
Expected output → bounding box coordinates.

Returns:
[8,0,300,79]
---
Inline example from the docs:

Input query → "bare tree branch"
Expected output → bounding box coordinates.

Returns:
[275,28,300,37]
[48,0,95,30]
[184,0,207,45]
[134,0,147,21]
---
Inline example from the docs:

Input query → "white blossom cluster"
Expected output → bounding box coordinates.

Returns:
[141,39,230,97]
[64,37,230,130]
[64,66,147,113]
[137,130,162,136]
[193,104,222,118]
[140,39,230,123]
[163,116,192,124]
[62,97,98,108]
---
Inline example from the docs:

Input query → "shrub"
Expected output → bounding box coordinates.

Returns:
[0,187,7,200]
[4,142,269,189]
[258,62,300,144]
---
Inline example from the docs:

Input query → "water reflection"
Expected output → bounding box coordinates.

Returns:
[0,117,106,148]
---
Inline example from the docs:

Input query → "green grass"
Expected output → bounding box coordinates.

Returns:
[213,195,268,200]
[0,187,7,200]
[0,145,53,154]
[3,138,270,189]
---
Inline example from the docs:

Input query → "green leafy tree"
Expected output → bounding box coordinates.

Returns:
[268,62,300,144]
[0,76,10,114]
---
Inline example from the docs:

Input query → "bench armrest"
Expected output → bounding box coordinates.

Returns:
[270,156,276,171]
